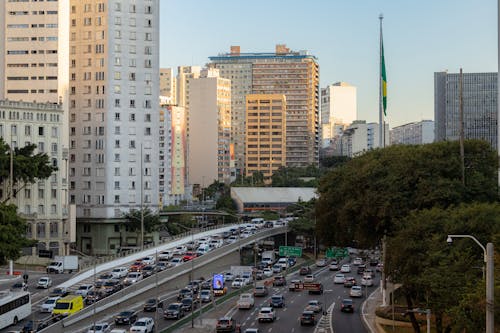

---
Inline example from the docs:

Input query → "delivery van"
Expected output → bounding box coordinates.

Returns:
[52,295,84,317]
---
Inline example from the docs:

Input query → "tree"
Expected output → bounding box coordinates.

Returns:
[315,140,498,248]
[232,171,266,187]
[271,165,320,187]
[0,137,57,203]
[123,209,161,242]
[0,204,35,264]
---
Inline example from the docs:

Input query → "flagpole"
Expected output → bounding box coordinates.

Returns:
[379,14,384,148]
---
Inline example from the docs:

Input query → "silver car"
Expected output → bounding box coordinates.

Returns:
[350,285,363,297]
[40,296,60,313]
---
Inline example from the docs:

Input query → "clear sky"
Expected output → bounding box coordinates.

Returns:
[160,0,497,127]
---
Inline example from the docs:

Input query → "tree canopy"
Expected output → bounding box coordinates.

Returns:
[0,204,34,264]
[315,140,498,248]
[124,208,161,235]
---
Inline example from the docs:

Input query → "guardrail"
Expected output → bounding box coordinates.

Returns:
[41,226,288,333]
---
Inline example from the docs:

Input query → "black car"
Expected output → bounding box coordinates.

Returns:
[300,310,317,326]
[369,258,379,266]
[357,264,366,275]
[164,302,185,320]
[143,298,163,312]
[141,265,157,277]
[273,275,286,287]
[180,297,197,312]
[299,266,312,275]
[102,279,122,295]
[341,298,354,313]
[200,280,211,290]
[177,288,193,301]
[114,310,138,325]
[85,290,103,305]
[269,295,285,308]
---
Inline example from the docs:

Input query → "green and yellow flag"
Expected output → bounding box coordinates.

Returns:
[381,37,387,116]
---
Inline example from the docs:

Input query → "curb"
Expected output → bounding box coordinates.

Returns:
[361,286,381,333]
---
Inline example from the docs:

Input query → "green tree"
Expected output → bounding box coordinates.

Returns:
[232,171,266,187]
[0,137,57,203]
[315,140,498,248]
[123,209,161,242]
[271,165,320,187]
[0,204,35,264]
[320,155,351,169]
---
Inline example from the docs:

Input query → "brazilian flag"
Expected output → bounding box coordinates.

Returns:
[381,38,387,116]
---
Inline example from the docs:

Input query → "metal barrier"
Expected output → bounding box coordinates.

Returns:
[41,226,288,333]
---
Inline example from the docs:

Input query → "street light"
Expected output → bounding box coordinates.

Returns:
[447,234,494,333]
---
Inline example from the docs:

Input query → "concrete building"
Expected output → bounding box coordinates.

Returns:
[390,120,434,145]
[187,68,232,186]
[176,65,201,109]
[69,0,160,228]
[209,44,320,173]
[231,187,317,213]
[0,100,74,256]
[245,94,287,184]
[435,71,497,149]
[159,68,176,104]
[321,82,357,148]
[336,120,389,157]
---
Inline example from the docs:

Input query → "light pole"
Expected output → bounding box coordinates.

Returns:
[447,234,494,333]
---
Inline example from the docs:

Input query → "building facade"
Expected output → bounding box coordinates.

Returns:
[69,0,160,223]
[321,82,357,148]
[187,68,232,186]
[159,68,176,104]
[434,71,497,149]
[0,100,74,256]
[245,94,287,184]
[209,44,320,172]
[390,120,434,145]
[336,120,389,157]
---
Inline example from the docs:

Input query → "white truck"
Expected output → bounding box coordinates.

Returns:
[261,251,276,266]
[237,293,255,309]
[46,255,79,274]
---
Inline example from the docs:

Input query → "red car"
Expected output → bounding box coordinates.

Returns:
[129,261,146,272]
[182,252,197,262]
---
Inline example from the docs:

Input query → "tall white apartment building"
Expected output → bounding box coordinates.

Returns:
[321,82,357,148]
[69,0,160,219]
[390,120,434,145]
[0,101,74,256]
[435,71,497,149]
[159,68,176,104]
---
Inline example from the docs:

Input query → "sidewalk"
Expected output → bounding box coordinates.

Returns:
[362,286,383,333]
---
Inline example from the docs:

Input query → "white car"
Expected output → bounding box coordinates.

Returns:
[316,258,327,267]
[226,236,238,244]
[304,274,315,283]
[350,285,363,297]
[111,267,128,279]
[272,264,282,274]
[353,257,363,266]
[263,268,273,277]
[170,257,183,267]
[123,272,143,286]
[231,278,245,288]
[130,317,154,333]
[37,276,52,289]
[158,250,173,260]
[241,230,252,238]
[40,296,60,313]
[340,264,351,273]
[329,262,339,271]
[140,256,155,265]
[241,272,253,285]
[258,307,276,322]
[277,258,289,269]
[173,246,187,255]
[224,272,235,281]
[87,322,110,333]
[334,273,345,284]
[361,276,374,286]
[75,284,94,297]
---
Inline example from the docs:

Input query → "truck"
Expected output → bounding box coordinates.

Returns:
[237,293,254,309]
[46,255,79,274]
[261,251,275,266]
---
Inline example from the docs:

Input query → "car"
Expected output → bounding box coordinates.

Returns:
[255,270,264,280]
[361,275,374,286]
[369,258,379,266]
[223,272,235,281]
[344,276,357,288]
[231,278,245,289]
[376,263,384,272]
[299,266,312,275]
[277,257,289,269]
[304,274,315,283]
[87,322,110,333]
[305,300,322,313]
[334,273,346,284]
[263,268,273,277]
[288,279,303,292]
[140,256,155,265]
[182,251,197,261]
[37,276,52,289]
[272,275,286,286]
[329,262,339,271]
[170,257,183,267]
[272,264,283,274]
[177,288,193,301]
[316,258,327,267]
[164,303,184,320]
[180,297,197,312]
[237,293,254,309]
[340,264,351,273]
[244,329,260,333]
[186,280,202,293]
[300,310,317,326]
[173,246,187,256]
[85,290,104,305]
[114,310,138,325]
[110,330,127,333]
[215,317,236,332]
[200,280,211,290]
[110,267,129,279]
[97,273,114,284]
[123,272,143,286]
[129,317,154,333]
[11,282,28,292]
[129,261,147,272]
[141,265,157,278]
[353,257,363,266]
[364,268,375,278]
[156,262,169,271]
[76,284,94,297]
[158,250,173,260]
[341,298,354,313]
[357,264,367,275]
[199,289,212,303]
[143,298,163,312]
[350,285,363,298]
[241,272,253,285]
[226,235,238,244]
[288,257,297,266]
[269,294,285,308]
[49,287,69,298]
[253,285,268,297]
[257,307,276,322]
[40,296,61,313]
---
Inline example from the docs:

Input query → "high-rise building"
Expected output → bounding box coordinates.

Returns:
[337,120,389,157]
[209,44,320,172]
[245,94,287,184]
[434,71,497,149]
[69,0,160,220]
[176,66,201,109]
[0,100,74,256]
[390,120,434,145]
[187,68,232,186]
[159,68,176,105]
[321,82,357,148]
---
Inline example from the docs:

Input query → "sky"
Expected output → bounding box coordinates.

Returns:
[160,0,498,128]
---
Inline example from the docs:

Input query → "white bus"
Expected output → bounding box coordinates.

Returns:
[0,290,31,329]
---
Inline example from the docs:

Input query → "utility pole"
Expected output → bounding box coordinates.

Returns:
[459,68,465,186]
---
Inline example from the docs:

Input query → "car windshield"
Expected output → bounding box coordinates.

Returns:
[168,304,180,310]
[271,296,282,301]
[135,321,146,326]
[54,302,70,310]
[119,311,132,316]
[45,299,56,304]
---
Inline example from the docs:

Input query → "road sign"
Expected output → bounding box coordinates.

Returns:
[326,247,348,258]
[279,246,302,257]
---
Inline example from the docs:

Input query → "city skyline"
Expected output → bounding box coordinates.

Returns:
[160,0,497,128]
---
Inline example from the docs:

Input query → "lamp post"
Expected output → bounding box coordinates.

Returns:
[447,234,494,333]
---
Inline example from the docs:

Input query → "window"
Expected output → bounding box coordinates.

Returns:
[24,125,31,136]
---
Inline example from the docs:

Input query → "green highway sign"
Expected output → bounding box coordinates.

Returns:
[326,247,348,258]
[279,246,302,257]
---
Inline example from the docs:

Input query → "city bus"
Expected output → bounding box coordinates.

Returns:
[0,290,31,329]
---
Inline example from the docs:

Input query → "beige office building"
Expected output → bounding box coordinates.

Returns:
[187,68,231,186]
[176,65,201,109]
[245,94,286,184]
[159,68,176,104]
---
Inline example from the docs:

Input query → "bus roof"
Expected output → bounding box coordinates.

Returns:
[0,290,30,304]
